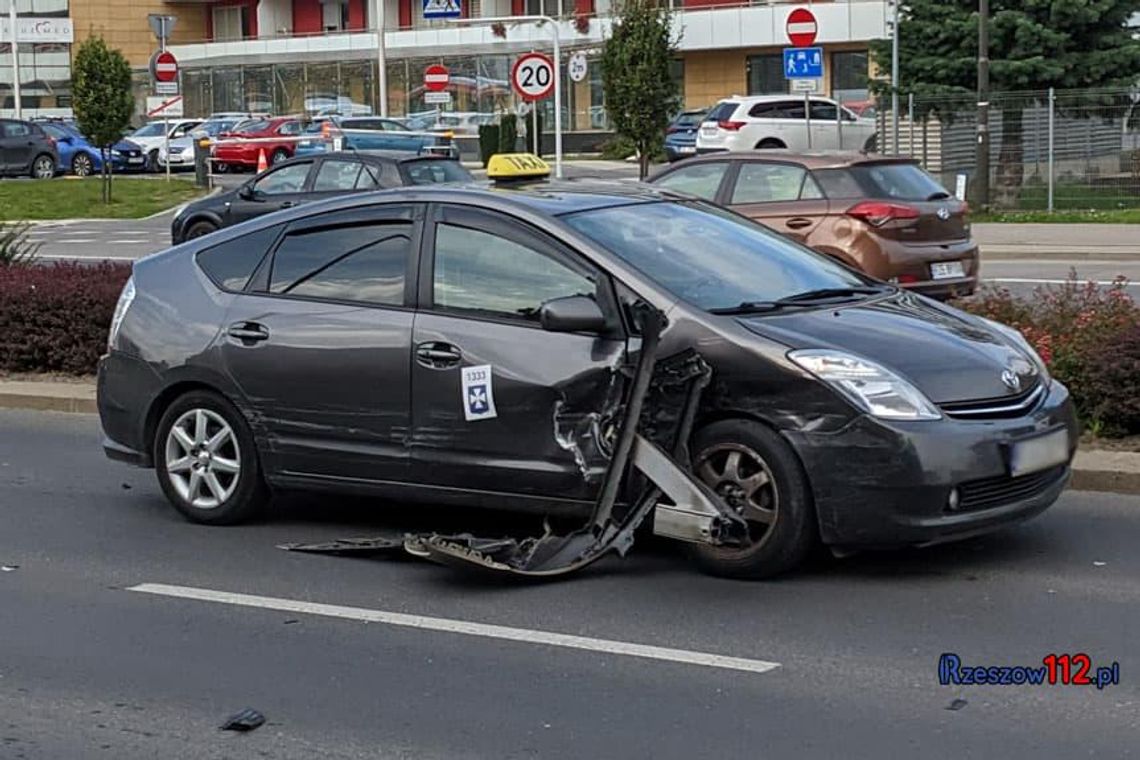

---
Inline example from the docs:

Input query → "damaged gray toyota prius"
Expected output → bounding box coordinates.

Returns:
[97,157,1078,578]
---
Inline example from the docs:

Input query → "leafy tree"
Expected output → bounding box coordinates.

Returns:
[600,0,680,179]
[72,37,134,203]
[870,1,1140,206]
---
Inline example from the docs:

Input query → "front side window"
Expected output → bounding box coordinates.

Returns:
[809,102,839,122]
[269,222,411,305]
[563,201,866,312]
[653,162,728,201]
[433,223,595,322]
[277,121,301,135]
[312,159,364,192]
[131,123,166,138]
[252,162,311,195]
[731,163,814,204]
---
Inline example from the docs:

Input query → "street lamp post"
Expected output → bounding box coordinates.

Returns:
[448,15,563,179]
[976,0,990,208]
[890,0,899,154]
[7,0,21,119]
[374,0,388,117]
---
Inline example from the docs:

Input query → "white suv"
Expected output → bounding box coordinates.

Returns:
[696,95,877,154]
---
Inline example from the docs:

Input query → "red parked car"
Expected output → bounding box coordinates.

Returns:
[211,117,303,173]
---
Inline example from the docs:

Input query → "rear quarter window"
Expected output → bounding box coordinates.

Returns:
[196,224,283,291]
[706,102,740,122]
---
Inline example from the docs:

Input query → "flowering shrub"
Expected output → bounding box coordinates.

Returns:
[0,261,131,375]
[954,271,1140,436]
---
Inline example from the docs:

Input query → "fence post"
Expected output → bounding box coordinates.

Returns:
[1047,86,1055,213]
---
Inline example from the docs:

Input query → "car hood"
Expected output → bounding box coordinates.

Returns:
[737,290,1035,404]
[113,140,142,152]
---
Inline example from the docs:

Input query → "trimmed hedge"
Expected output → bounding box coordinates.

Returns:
[0,262,131,375]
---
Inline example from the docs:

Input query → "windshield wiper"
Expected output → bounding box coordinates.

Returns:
[707,301,784,315]
[774,286,886,305]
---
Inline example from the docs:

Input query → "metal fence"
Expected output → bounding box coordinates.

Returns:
[875,87,1140,210]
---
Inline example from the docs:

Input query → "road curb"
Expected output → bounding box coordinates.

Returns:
[2,385,1139,495]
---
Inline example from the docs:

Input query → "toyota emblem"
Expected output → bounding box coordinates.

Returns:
[1001,368,1022,392]
[936,207,951,221]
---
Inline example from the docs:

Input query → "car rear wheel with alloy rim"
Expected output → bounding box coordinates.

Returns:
[31,154,55,179]
[71,152,94,177]
[153,390,269,525]
[687,419,816,578]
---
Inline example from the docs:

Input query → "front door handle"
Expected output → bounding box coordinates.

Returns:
[785,218,813,230]
[227,322,269,344]
[279,201,297,209]
[416,341,462,369]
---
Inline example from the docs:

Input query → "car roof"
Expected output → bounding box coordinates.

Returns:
[385,179,678,215]
[720,94,836,104]
[662,150,917,170]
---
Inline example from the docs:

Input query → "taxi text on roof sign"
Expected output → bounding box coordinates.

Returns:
[487,153,551,180]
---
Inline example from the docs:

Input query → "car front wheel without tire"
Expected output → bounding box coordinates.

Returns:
[72,153,94,177]
[153,391,268,525]
[31,155,55,179]
[686,419,816,579]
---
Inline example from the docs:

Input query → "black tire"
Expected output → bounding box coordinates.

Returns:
[755,139,785,150]
[30,154,55,179]
[152,390,269,526]
[147,149,161,173]
[185,220,218,241]
[72,152,95,177]
[686,419,816,579]
[270,148,289,165]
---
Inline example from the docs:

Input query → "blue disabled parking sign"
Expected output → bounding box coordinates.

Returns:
[423,0,462,19]
[783,47,823,79]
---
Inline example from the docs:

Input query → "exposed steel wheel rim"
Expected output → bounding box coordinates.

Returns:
[164,408,241,510]
[695,442,778,551]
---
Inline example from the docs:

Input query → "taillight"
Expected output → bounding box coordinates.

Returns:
[896,274,920,284]
[846,201,920,227]
[717,120,746,131]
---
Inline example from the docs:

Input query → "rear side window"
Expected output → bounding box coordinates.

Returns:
[706,102,739,122]
[731,163,819,204]
[312,159,364,192]
[2,121,30,137]
[268,222,411,306]
[197,224,283,291]
[654,162,728,201]
[813,169,865,199]
[403,160,471,185]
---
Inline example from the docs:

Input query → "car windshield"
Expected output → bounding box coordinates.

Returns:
[562,201,872,311]
[673,112,706,128]
[235,120,270,134]
[849,163,950,201]
[132,123,166,138]
[402,160,472,184]
[200,120,238,136]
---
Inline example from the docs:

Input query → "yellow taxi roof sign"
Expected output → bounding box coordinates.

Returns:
[487,153,551,181]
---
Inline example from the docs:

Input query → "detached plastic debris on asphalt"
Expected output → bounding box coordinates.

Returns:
[279,306,750,580]
[220,708,266,732]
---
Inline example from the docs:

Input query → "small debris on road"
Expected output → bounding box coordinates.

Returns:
[219,708,266,732]
[946,699,968,711]
[1093,561,1107,567]
[1,565,18,572]
[121,483,132,490]
[283,619,299,625]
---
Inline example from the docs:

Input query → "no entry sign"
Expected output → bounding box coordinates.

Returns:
[424,64,450,93]
[786,7,818,47]
[151,50,179,82]
[511,52,555,102]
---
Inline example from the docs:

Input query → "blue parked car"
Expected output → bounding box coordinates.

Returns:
[664,109,707,162]
[293,116,458,159]
[37,121,148,177]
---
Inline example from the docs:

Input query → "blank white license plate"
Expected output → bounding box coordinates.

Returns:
[1009,429,1070,477]
[700,125,718,136]
[679,146,696,154]
[128,157,145,164]
[930,261,965,280]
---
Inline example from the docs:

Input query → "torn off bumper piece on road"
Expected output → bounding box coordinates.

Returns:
[281,308,748,578]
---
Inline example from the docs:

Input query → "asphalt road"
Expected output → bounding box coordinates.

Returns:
[1,409,1137,758]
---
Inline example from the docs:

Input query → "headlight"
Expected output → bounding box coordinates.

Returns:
[789,349,942,421]
[108,276,135,350]
[977,317,1051,386]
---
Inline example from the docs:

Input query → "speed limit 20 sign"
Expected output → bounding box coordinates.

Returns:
[511,52,555,102]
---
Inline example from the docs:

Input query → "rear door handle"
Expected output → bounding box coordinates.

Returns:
[416,341,462,369]
[785,218,813,230]
[278,201,297,209]
[227,322,270,343]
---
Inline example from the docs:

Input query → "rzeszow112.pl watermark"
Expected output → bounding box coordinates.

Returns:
[939,653,1120,689]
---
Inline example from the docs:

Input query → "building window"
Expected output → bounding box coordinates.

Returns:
[746,54,787,96]
[831,50,869,108]
[525,0,561,16]
[213,5,251,41]
[321,0,349,32]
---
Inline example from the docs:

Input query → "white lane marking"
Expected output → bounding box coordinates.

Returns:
[50,238,96,244]
[986,278,1136,286]
[38,254,137,261]
[108,239,151,244]
[982,260,1132,267]
[128,583,781,675]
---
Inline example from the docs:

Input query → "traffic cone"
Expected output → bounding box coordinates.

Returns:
[257,148,268,173]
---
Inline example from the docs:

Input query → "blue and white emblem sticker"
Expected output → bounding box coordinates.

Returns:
[461,364,497,422]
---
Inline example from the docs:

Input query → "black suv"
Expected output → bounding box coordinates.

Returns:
[0,119,58,179]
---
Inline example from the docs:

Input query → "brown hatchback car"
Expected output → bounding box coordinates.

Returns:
[648,151,978,299]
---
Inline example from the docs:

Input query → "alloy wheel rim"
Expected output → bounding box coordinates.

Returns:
[34,158,53,178]
[74,155,92,177]
[165,408,241,510]
[695,443,779,549]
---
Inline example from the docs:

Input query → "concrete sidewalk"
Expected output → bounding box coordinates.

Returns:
[974,223,1140,260]
[2,377,1138,496]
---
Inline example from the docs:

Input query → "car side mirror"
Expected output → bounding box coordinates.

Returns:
[238,184,256,201]
[540,295,608,334]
